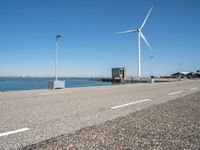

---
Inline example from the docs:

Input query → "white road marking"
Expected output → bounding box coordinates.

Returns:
[95,88,114,91]
[111,99,150,109]
[190,87,198,90]
[0,128,30,137]
[37,91,72,96]
[168,91,183,96]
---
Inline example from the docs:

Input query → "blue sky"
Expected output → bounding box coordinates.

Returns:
[0,0,200,77]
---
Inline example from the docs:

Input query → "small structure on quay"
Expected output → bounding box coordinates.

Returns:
[112,67,126,83]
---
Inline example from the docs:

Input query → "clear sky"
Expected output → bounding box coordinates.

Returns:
[0,0,200,77]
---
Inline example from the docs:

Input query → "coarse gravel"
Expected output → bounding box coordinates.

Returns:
[23,91,200,150]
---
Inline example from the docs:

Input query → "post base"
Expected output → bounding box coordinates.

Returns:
[147,78,155,83]
[48,80,65,90]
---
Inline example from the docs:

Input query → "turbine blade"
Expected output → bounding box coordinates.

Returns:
[140,32,152,49]
[116,29,137,34]
[140,6,153,30]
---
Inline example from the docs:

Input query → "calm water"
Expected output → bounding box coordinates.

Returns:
[0,77,112,92]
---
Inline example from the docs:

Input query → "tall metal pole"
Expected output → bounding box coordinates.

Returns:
[179,63,182,72]
[149,57,151,77]
[55,39,58,81]
[55,34,63,81]
[149,56,154,77]
[138,31,141,78]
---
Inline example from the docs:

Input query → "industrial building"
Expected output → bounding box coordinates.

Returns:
[171,71,200,79]
[171,72,189,78]
[112,67,126,82]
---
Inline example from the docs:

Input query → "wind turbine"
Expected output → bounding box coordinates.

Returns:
[117,6,153,78]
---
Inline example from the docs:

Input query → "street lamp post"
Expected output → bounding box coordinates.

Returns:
[179,63,182,72]
[55,34,63,81]
[149,55,154,78]
[179,63,183,79]
[147,55,154,83]
[48,34,65,90]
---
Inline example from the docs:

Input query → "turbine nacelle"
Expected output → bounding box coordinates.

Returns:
[117,6,153,49]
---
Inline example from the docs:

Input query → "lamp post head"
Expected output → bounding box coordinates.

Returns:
[56,34,63,41]
[149,56,154,59]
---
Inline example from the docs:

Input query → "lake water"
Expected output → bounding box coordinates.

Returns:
[0,77,112,92]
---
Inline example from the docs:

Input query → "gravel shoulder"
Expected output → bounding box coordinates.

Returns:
[23,91,200,150]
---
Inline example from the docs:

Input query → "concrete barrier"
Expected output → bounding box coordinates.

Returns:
[48,80,65,90]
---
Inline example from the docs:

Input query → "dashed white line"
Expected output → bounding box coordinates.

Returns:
[111,99,150,109]
[190,87,198,90]
[168,91,183,96]
[0,128,30,137]
[37,91,72,96]
[95,88,114,91]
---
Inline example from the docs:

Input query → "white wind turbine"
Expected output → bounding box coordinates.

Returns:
[117,6,153,78]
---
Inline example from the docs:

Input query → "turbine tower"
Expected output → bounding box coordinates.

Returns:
[117,6,153,78]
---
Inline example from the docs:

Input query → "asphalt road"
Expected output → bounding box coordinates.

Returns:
[24,90,200,150]
[0,79,200,149]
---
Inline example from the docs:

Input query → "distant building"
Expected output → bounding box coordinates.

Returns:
[196,70,200,78]
[112,67,126,81]
[171,72,200,79]
[186,72,197,78]
[171,72,189,78]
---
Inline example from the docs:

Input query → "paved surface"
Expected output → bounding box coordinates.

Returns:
[0,79,200,149]
[23,91,200,150]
